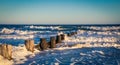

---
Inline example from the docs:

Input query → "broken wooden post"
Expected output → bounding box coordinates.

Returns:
[50,37,56,48]
[67,33,71,37]
[25,39,34,52]
[71,32,75,36]
[6,44,12,60]
[0,44,12,60]
[61,34,65,40]
[56,35,61,43]
[25,40,29,51]
[40,38,48,50]
[29,40,34,52]
[75,31,77,34]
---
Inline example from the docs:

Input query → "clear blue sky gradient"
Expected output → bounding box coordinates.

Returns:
[0,0,120,24]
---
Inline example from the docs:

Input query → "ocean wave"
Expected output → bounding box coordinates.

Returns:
[81,26,120,31]
[0,28,14,34]
[77,30,120,36]
[63,30,119,45]
[0,35,34,39]
[0,28,37,35]
[25,25,63,30]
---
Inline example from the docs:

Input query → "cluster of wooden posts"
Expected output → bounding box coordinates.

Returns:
[0,31,77,60]
[25,34,66,52]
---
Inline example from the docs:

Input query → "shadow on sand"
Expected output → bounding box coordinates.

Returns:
[15,47,120,65]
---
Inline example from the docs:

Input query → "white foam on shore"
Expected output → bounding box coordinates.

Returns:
[0,26,120,65]
[0,55,13,65]
[0,45,40,65]
[12,46,40,65]
[0,40,120,65]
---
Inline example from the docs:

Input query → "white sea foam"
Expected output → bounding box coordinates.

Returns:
[0,26,120,65]
[0,38,120,65]
[0,35,34,39]
[12,46,39,65]
[0,45,40,65]
[0,28,37,35]
[26,25,62,30]
[81,26,120,31]
[0,28,14,34]
[39,34,57,38]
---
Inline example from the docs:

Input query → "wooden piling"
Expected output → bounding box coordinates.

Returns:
[25,40,29,51]
[75,31,77,34]
[71,32,75,36]
[40,38,48,50]
[29,40,34,52]
[67,33,71,36]
[56,35,61,43]
[0,44,12,60]
[25,39,34,52]
[61,34,65,40]
[50,37,56,48]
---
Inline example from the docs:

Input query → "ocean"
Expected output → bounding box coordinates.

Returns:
[0,24,119,46]
[0,24,120,65]
[0,24,80,46]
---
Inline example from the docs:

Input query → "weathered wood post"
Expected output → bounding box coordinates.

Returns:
[67,33,71,37]
[1,44,7,58]
[6,44,12,60]
[56,35,61,43]
[25,39,34,52]
[25,40,29,51]
[40,38,48,50]
[61,34,65,40]
[50,37,56,48]
[0,44,12,60]
[75,31,77,34]
[29,40,34,52]
[71,32,75,36]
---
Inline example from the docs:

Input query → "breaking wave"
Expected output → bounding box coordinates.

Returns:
[81,26,120,31]
[25,25,63,30]
[0,28,37,35]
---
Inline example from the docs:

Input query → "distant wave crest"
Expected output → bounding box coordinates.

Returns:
[25,25,62,30]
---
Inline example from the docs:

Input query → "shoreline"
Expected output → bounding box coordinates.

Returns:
[0,27,120,65]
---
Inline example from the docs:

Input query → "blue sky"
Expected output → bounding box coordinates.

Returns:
[0,0,120,24]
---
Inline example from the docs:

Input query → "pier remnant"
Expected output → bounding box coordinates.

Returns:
[50,37,56,48]
[75,31,77,34]
[67,33,71,36]
[61,34,65,40]
[25,39,34,52]
[56,35,61,43]
[71,32,75,36]
[0,44,12,60]
[40,38,48,50]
